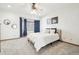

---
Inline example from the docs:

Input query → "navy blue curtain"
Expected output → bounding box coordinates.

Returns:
[20,17,22,37]
[20,17,27,37]
[34,20,40,32]
[23,19,27,36]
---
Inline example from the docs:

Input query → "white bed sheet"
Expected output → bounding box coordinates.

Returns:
[27,33,59,52]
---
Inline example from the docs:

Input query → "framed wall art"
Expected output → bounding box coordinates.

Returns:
[47,16,58,24]
[3,19,11,25]
[51,16,58,24]
[11,24,17,29]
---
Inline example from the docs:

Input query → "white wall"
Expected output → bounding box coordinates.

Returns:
[0,11,20,40]
[0,10,30,40]
[58,4,79,45]
[41,4,79,45]
[41,15,58,32]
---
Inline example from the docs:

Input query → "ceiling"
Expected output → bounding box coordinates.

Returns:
[0,3,79,16]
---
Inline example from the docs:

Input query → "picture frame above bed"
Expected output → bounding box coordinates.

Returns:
[47,16,58,24]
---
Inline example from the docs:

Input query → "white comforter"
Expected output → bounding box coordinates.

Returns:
[27,33,59,52]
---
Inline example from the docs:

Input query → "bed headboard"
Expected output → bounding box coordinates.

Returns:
[45,28,62,40]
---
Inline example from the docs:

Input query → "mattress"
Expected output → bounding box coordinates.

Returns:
[27,32,59,52]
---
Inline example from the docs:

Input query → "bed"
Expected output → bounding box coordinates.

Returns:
[27,29,61,52]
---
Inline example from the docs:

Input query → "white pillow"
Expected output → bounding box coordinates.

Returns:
[43,29,50,33]
[50,30,55,34]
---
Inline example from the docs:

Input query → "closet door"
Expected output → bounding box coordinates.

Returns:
[34,20,40,32]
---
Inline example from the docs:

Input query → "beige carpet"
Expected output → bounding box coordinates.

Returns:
[0,37,79,55]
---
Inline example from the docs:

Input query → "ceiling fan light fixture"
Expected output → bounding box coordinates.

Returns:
[31,9,37,15]
[32,3,37,10]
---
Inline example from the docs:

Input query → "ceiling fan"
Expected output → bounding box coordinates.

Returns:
[30,3,46,18]
[32,3,37,10]
[31,3,42,15]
